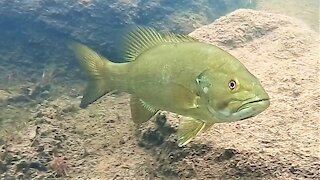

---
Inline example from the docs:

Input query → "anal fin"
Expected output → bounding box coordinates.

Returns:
[178,118,212,147]
[130,96,159,124]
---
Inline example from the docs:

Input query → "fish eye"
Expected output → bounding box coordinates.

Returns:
[228,80,237,90]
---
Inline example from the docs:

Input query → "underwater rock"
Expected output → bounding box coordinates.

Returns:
[215,148,238,162]
[29,161,47,171]
[0,0,254,73]
[188,9,319,179]
[16,160,29,172]
[0,90,12,103]
[138,114,177,148]
[0,160,7,173]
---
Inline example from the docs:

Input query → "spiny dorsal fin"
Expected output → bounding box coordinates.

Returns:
[124,26,197,62]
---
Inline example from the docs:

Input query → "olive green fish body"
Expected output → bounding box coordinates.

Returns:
[124,42,235,120]
[71,27,270,146]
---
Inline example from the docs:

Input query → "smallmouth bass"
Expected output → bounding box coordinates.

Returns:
[70,27,270,146]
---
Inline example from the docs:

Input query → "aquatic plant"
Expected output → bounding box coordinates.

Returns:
[29,64,59,98]
[7,64,59,105]
[51,154,68,177]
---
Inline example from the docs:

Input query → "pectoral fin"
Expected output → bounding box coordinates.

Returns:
[201,122,214,133]
[130,96,159,124]
[177,118,206,147]
[168,83,200,109]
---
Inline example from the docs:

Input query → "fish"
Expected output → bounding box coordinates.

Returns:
[70,27,270,147]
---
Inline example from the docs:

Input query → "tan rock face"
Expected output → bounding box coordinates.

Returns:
[0,90,11,102]
[190,9,319,170]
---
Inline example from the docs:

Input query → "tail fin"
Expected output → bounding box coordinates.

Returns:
[70,42,112,108]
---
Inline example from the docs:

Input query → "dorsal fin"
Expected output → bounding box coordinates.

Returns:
[123,26,197,62]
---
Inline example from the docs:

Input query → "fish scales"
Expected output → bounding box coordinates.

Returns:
[70,27,270,146]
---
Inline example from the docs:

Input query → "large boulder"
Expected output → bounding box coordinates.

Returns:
[0,0,253,65]
[189,9,319,178]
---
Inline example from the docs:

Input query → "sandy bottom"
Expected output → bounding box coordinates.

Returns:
[0,9,319,179]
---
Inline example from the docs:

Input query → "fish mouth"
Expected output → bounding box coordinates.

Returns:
[238,98,269,110]
[207,98,270,122]
[239,116,253,120]
[236,98,270,120]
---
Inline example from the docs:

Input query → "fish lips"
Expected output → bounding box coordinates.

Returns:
[207,98,270,122]
[237,98,270,120]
